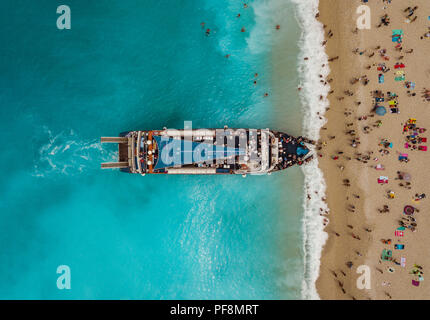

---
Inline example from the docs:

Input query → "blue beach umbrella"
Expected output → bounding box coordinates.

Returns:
[375,106,387,116]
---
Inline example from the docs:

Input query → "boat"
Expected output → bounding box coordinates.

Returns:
[100,128,313,175]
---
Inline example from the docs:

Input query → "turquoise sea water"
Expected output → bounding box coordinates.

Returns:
[0,0,306,299]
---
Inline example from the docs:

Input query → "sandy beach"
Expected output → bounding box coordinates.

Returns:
[316,0,430,299]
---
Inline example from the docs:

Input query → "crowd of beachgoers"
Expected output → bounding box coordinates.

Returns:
[315,0,429,299]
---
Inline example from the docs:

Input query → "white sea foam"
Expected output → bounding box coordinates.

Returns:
[33,127,116,177]
[290,0,330,300]
[246,0,291,55]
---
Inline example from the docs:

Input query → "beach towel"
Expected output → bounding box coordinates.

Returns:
[396,70,405,75]
[405,143,410,148]
[375,164,385,170]
[394,244,404,250]
[421,138,427,142]
[390,108,399,114]
[378,74,384,83]
[378,176,388,184]
[389,101,398,106]
[381,249,392,261]
[392,29,404,36]
[401,257,406,267]
[419,146,427,151]
[395,76,405,82]
[405,82,415,89]
[395,230,404,237]
[395,63,405,69]
[412,280,420,286]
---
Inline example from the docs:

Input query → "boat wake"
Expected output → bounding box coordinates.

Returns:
[33,127,116,177]
[290,0,330,300]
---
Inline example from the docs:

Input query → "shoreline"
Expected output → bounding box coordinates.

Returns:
[290,0,330,299]
[316,0,430,299]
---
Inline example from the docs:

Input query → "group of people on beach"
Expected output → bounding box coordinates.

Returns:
[314,1,429,299]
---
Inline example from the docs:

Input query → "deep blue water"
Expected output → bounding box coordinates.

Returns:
[0,0,305,299]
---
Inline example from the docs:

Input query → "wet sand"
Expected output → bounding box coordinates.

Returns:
[316,0,430,299]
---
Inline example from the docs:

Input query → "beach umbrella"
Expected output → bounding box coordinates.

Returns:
[404,205,415,215]
[375,106,387,116]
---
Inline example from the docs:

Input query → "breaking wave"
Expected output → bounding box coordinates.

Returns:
[290,0,330,300]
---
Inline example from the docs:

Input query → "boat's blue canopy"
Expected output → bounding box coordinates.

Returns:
[153,136,246,170]
[297,146,309,157]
